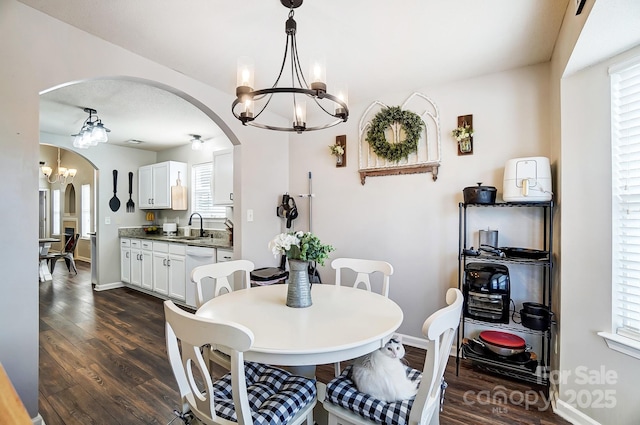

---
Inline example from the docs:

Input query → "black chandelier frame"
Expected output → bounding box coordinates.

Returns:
[231,0,349,133]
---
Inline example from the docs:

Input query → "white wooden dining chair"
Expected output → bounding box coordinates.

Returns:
[190,259,254,371]
[331,257,394,297]
[331,257,394,375]
[319,288,463,425]
[164,300,317,425]
[191,259,254,308]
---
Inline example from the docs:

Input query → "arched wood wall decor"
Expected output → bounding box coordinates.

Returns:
[358,92,441,185]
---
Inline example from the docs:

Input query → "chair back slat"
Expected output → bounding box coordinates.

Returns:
[331,258,393,298]
[191,260,255,308]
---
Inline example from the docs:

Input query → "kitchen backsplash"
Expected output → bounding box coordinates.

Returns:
[118,226,231,245]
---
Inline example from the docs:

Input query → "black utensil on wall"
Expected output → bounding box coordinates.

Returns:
[109,170,121,212]
[126,172,135,212]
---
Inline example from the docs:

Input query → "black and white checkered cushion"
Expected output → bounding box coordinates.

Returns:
[212,362,316,425]
[324,365,422,425]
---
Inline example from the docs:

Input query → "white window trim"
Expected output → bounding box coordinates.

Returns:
[598,332,640,360]
[605,55,640,360]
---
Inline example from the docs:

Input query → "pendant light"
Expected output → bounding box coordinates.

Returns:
[72,107,110,149]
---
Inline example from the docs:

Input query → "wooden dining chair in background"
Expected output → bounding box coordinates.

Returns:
[331,257,394,375]
[190,259,254,370]
[164,300,317,425]
[319,288,464,425]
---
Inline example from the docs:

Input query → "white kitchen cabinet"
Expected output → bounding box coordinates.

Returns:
[130,239,142,287]
[120,238,131,283]
[152,250,169,295]
[216,248,235,289]
[139,161,187,209]
[213,149,233,205]
[140,241,153,291]
[216,248,233,263]
[152,242,186,301]
[168,252,187,300]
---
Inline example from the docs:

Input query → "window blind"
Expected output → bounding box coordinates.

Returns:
[611,56,640,341]
[191,162,226,219]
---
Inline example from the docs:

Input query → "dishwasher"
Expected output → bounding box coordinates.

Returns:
[185,245,216,308]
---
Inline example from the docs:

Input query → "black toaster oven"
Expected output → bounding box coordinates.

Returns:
[463,262,510,324]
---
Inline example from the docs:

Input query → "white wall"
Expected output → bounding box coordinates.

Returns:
[557,44,640,425]
[548,0,640,423]
[0,1,288,419]
[288,63,551,338]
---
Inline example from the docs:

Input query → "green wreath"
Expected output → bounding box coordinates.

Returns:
[366,106,424,162]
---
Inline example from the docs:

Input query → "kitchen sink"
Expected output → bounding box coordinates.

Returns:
[167,236,202,241]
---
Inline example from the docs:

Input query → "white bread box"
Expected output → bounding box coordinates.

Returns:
[502,156,552,202]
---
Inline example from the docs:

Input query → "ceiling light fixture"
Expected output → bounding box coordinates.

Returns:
[72,107,110,149]
[191,134,204,151]
[231,0,349,133]
[41,147,77,185]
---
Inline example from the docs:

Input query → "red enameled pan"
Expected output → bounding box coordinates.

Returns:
[479,330,526,348]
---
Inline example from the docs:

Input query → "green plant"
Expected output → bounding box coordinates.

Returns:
[269,231,334,266]
[366,106,424,162]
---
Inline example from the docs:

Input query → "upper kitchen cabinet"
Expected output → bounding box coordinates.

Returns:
[139,161,187,209]
[213,149,233,205]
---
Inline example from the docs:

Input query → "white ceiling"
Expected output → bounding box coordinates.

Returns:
[23,0,576,151]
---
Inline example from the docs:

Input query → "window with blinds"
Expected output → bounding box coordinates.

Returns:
[191,162,226,218]
[611,56,640,342]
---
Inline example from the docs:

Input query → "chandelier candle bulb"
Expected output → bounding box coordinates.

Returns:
[293,102,307,133]
[241,99,253,119]
[309,59,326,92]
[335,85,348,116]
[236,56,254,95]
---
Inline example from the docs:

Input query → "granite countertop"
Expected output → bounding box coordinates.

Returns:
[119,227,232,249]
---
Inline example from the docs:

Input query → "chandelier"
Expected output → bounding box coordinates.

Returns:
[41,147,77,185]
[72,107,110,149]
[231,0,349,133]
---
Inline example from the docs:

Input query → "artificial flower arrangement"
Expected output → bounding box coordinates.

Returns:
[269,231,334,266]
[328,144,345,157]
[451,124,474,142]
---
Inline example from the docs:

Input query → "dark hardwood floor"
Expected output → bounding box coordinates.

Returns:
[39,261,570,424]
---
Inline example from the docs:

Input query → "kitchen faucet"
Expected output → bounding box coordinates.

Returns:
[188,212,205,237]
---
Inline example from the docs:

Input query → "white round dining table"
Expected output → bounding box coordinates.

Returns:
[195,284,404,367]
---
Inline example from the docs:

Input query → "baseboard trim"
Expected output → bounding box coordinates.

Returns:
[554,399,602,425]
[32,413,44,425]
[394,333,459,356]
[93,281,125,291]
[397,333,428,350]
